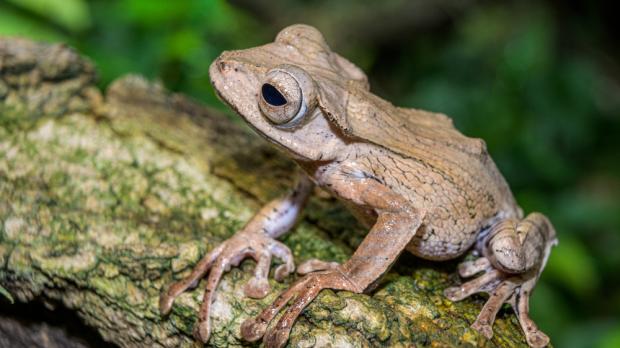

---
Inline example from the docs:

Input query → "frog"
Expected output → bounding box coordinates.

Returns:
[159,24,558,348]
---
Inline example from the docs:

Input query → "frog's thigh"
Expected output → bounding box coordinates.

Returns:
[405,224,473,261]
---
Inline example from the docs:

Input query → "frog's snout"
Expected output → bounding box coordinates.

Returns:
[209,54,231,79]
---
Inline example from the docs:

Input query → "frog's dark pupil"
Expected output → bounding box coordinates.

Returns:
[261,84,287,106]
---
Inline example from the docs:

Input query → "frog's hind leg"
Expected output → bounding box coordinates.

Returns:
[444,213,557,348]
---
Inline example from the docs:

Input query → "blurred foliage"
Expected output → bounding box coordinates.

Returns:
[0,0,618,347]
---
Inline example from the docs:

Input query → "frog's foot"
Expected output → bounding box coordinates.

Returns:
[446,213,557,347]
[444,257,550,348]
[159,231,295,343]
[296,258,339,275]
[240,267,359,348]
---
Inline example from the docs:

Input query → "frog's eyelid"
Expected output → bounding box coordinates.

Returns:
[271,69,309,130]
[276,95,307,129]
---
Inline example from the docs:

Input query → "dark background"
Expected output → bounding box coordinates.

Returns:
[0,0,618,347]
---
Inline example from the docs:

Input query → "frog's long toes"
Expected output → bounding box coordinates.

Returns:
[297,259,339,275]
[444,269,502,302]
[159,245,224,317]
[240,318,268,342]
[241,279,307,343]
[458,257,491,277]
[264,326,290,348]
[193,320,211,343]
[443,286,466,301]
[472,319,494,339]
[525,329,550,348]
[244,277,270,299]
[274,264,291,281]
[159,294,174,316]
[512,282,551,348]
[269,239,295,282]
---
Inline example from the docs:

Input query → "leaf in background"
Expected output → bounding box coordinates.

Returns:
[529,281,572,344]
[119,0,188,26]
[558,320,618,348]
[599,325,620,348]
[500,9,553,77]
[0,5,65,41]
[6,0,91,32]
[165,28,203,60]
[545,235,599,296]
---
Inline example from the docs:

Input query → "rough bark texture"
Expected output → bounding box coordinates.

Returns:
[0,38,535,347]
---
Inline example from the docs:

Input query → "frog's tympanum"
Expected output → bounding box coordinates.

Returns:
[159,25,557,348]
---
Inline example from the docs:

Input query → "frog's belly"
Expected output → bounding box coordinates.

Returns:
[405,224,478,261]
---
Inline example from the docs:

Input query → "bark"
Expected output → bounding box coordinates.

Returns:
[0,38,533,347]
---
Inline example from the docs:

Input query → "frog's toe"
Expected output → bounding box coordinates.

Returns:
[264,324,294,348]
[240,317,268,342]
[447,258,552,347]
[193,319,211,344]
[510,278,550,348]
[243,251,273,299]
[297,258,339,275]
[445,266,515,339]
[471,320,494,339]
[447,274,519,342]
[263,278,322,348]
[240,275,311,342]
[470,281,517,339]
[457,257,491,277]
[269,239,295,282]
[159,244,224,316]
[244,276,270,298]
[525,329,550,348]
[242,269,359,347]
[443,268,504,301]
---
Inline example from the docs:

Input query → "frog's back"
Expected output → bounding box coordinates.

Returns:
[345,90,521,260]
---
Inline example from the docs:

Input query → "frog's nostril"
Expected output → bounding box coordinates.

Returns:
[261,83,287,106]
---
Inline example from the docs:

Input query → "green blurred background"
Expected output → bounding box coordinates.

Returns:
[1,0,618,347]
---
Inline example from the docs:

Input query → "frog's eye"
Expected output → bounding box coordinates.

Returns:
[261,84,287,106]
[259,65,316,128]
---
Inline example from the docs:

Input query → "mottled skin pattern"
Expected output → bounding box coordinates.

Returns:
[159,25,558,348]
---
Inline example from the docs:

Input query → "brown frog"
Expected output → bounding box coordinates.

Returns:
[159,24,557,348]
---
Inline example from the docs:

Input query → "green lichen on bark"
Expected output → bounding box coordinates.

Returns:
[0,38,534,347]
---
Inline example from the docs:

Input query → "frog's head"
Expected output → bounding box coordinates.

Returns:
[209,24,369,161]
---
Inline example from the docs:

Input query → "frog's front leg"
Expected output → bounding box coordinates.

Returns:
[240,173,424,348]
[159,174,314,343]
[445,213,558,348]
